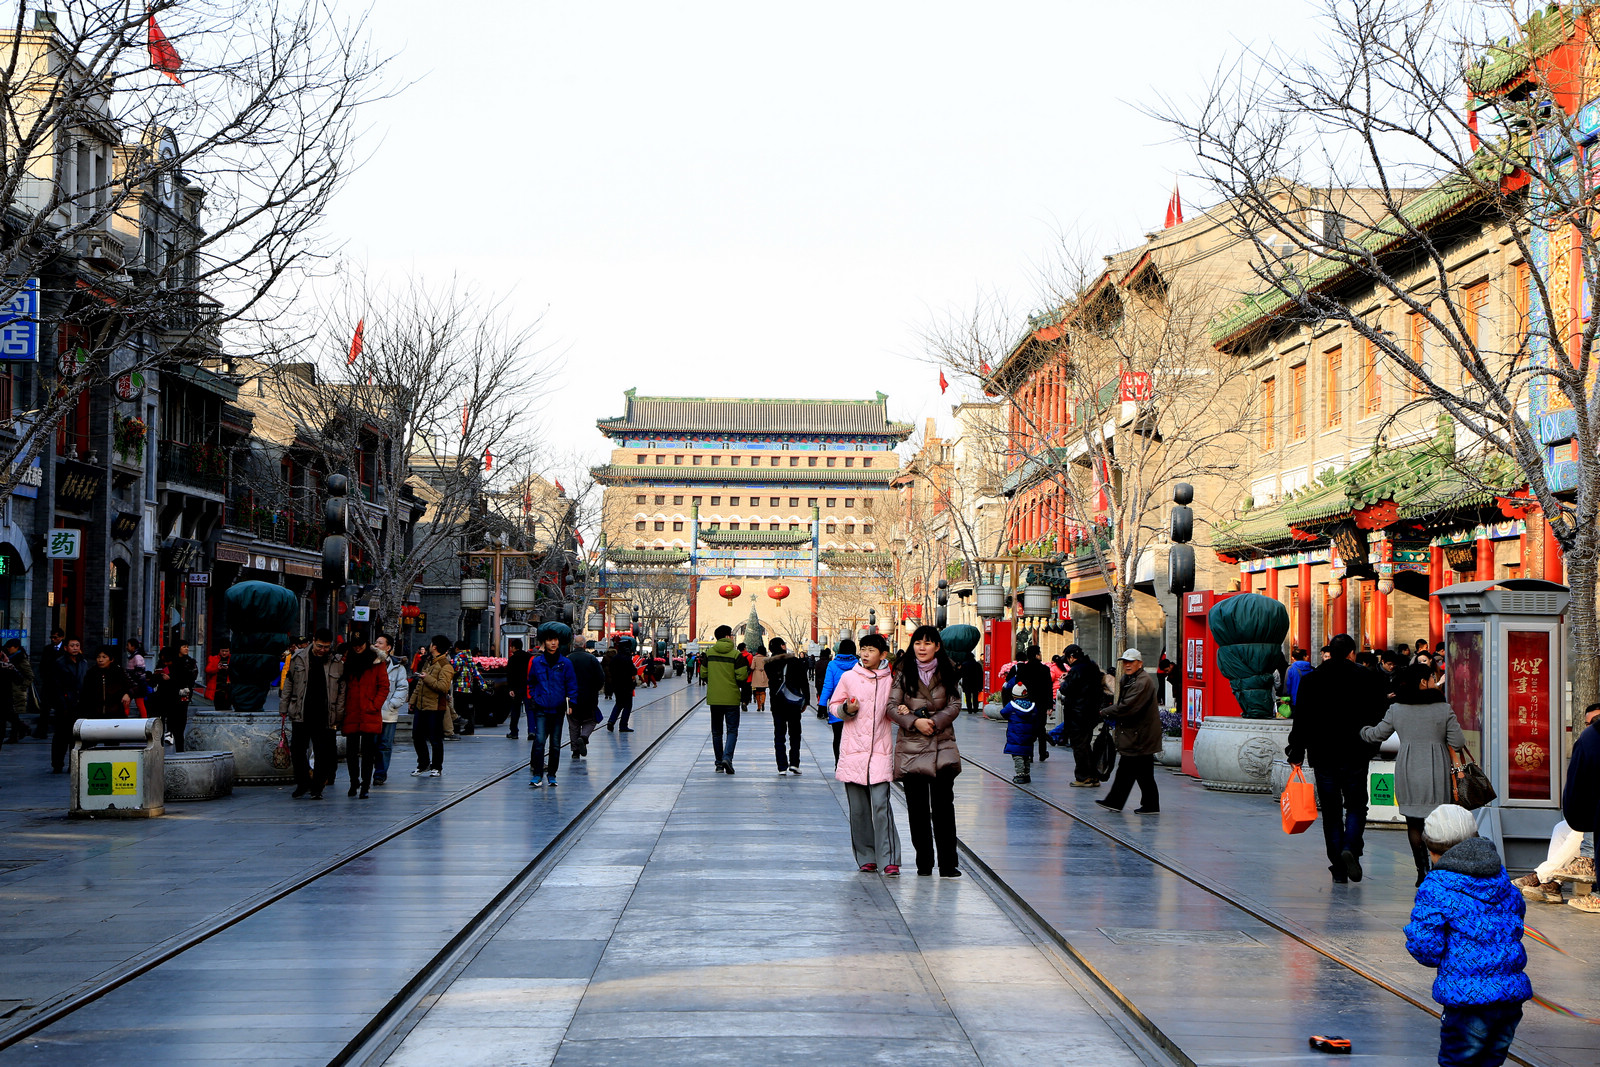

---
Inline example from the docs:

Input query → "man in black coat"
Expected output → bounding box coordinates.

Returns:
[47,638,88,773]
[1286,632,1390,884]
[1059,645,1107,786]
[605,639,637,732]
[505,638,532,739]
[765,638,812,775]
[566,644,605,758]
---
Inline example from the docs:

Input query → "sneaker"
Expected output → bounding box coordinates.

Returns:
[606,723,615,732]
[1094,799,1122,813]
[506,731,519,739]
[883,865,900,876]
[1038,750,1049,761]
[372,777,386,786]
[715,761,726,773]
[724,763,735,775]
[939,868,961,878]
[1514,874,1564,903]
[788,766,801,776]
[618,726,635,732]
[1565,893,1600,913]
[410,768,429,777]
[1552,856,1597,884]
[530,775,544,788]
[1070,779,1097,788]
[1012,774,1031,784]
[429,769,442,778]
[1133,807,1160,815]
[347,785,359,798]
[547,776,557,787]
[859,863,877,873]
[777,768,788,777]
[1341,849,1363,883]
[359,788,369,799]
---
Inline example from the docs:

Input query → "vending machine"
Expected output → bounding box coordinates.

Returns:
[1180,590,1243,777]
[1435,579,1569,871]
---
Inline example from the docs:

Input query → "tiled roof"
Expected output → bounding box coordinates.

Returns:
[1467,6,1573,95]
[597,391,913,439]
[698,529,812,547]
[593,465,897,486]
[606,549,689,565]
[820,550,892,567]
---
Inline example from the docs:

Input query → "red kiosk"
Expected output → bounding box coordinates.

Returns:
[1179,590,1243,776]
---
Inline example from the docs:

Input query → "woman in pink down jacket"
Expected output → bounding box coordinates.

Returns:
[828,633,902,874]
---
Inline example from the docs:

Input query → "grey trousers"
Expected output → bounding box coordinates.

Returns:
[844,781,901,868]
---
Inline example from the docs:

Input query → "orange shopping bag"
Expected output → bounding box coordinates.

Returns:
[1280,764,1317,835]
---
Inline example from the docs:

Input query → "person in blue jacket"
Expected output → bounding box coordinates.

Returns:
[818,638,858,764]
[1405,804,1531,1066]
[1284,647,1314,707]
[1003,683,1037,784]
[526,624,578,788]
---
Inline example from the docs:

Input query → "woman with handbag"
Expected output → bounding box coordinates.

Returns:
[829,633,900,875]
[888,625,962,877]
[1361,663,1466,885]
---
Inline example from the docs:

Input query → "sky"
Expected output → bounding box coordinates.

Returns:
[321,0,1330,477]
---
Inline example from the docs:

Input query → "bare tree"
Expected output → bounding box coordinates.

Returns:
[1161,0,1600,718]
[0,0,390,494]
[264,276,550,625]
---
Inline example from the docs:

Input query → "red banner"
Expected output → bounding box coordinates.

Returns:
[900,604,923,621]
[1118,371,1153,402]
[1057,597,1069,621]
[1506,630,1552,801]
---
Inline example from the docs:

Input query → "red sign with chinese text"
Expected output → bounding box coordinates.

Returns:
[1118,371,1153,402]
[1506,630,1552,801]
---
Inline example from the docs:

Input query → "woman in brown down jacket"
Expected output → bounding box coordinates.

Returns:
[887,624,963,878]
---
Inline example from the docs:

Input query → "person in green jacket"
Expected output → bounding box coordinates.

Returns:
[699,624,750,774]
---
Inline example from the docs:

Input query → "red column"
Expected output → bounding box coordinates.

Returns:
[1265,565,1279,600]
[1240,568,1252,594]
[1544,516,1564,585]
[1328,576,1345,636]
[1374,583,1389,650]
[1474,536,1495,582]
[1296,563,1312,652]
[1428,546,1445,649]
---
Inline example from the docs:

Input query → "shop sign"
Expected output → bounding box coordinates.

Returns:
[11,457,41,499]
[54,462,103,510]
[1056,597,1070,621]
[1118,371,1153,402]
[45,529,81,560]
[114,372,145,400]
[0,279,39,362]
[1506,630,1552,801]
[351,606,371,621]
[186,573,209,586]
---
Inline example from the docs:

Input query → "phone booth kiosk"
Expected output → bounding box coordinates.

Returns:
[981,618,1014,700]
[1179,590,1243,777]
[1435,579,1569,871]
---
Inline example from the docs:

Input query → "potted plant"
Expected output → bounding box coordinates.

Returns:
[1159,710,1183,767]
[114,416,147,462]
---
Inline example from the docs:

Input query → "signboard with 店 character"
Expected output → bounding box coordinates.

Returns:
[0,278,39,361]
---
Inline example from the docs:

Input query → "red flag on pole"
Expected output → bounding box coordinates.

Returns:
[522,486,532,513]
[346,318,364,364]
[938,371,949,394]
[1164,184,1184,229]
[147,14,183,85]
[554,478,565,494]
[575,530,585,547]
[483,449,492,471]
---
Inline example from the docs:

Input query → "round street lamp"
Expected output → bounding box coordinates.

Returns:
[974,583,1006,619]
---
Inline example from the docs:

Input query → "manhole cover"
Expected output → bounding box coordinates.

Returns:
[1098,928,1262,947]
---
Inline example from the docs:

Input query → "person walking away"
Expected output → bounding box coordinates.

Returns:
[122,640,148,719]
[340,634,388,798]
[1015,645,1053,764]
[1004,683,1037,784]
[606,639,637,732]
[1406,804,1531,1066]
[37,628,64,738]
[79,645,133,720]
[46,638,88,772]
[765,638,811,775]
[819,638,858,764]
[504,638,531,739]
[1095,649,1161,814]
[958,652,983,714]
[814,647,832,717]
[736,643,753,712]
[1059,645,1109,787]
[371,634,408,786]
[1360,664,1467,885]
[699,625,750,773]
[1156,650,1172,705]
[283,629,346,798]
[449,641,483,735]
[409,636,454,777]
[567,640,605,759]
[527,625,578,787]
[1514,701,1600,910]
[888,626,961,877]
[1284,647,1314,710]
[1286,632,1389,883]
[750,646,768,712]
[831,633,901,874]
[154,641,199,752]
[0,638,31,742]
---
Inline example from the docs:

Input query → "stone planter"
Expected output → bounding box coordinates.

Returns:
[185,710,294,784]
[1193,717,1293,794]
[164,750,237,801]
[1160,735,1182,768]
[1268,758,1318,808]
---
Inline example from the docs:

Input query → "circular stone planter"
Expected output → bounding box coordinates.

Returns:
[1160,735,1183,768]
[1193,717,1293,794]
[185,710,294,784]
[1267,757,1318,808]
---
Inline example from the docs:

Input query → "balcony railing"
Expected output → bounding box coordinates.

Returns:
[158,439,228,494]
[223,488,323,548]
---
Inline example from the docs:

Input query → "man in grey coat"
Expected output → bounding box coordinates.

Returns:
[282,628,346,799]
[1095,649,1161,815]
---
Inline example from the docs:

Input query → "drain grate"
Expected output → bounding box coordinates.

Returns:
[1098,927,1263,947]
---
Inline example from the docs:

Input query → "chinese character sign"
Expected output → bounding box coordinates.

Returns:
[0,278,39,362]
[46,529,81,560]
[1505,630,1552,802]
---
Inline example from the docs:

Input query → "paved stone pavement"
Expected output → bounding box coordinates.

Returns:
[0,678,695,1060]
[382,709,1158,1066]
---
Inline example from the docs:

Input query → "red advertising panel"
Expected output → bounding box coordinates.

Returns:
[1506,630,1553,801]
[1118,371,1153,401]
[1446,629,1484,758]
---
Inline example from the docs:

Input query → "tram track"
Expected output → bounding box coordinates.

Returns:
[0,681,705,1055]
[958,752,1549,1067]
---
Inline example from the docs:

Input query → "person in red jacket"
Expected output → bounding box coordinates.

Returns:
[340,633,390,799]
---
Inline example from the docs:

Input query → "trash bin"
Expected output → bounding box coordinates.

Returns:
[70,718,165,818]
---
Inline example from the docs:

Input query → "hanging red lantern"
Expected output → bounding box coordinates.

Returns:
[718,582,742,605]
[767,583,790,604]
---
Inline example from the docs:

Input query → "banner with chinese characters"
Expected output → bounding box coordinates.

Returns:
[0,279,39,362]
[1506,630,1553,801]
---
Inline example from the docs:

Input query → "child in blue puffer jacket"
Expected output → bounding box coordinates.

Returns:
[1404,804,1531,1067]
[1003,684,1036,784]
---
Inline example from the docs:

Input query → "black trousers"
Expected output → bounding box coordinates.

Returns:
[1070,717,1102,782]
[1103,752,1158,810]
[166,701,190,752]
[345,732,378,789]
[1316,766,1368,868]
[831,720,843,763]
[773,706,803,770]
[608,688,634,728]
[291,721,338,792]
[902,768,959,872]
[412,707,444,771]
[709,704,740,764]
[50,708,74,771]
